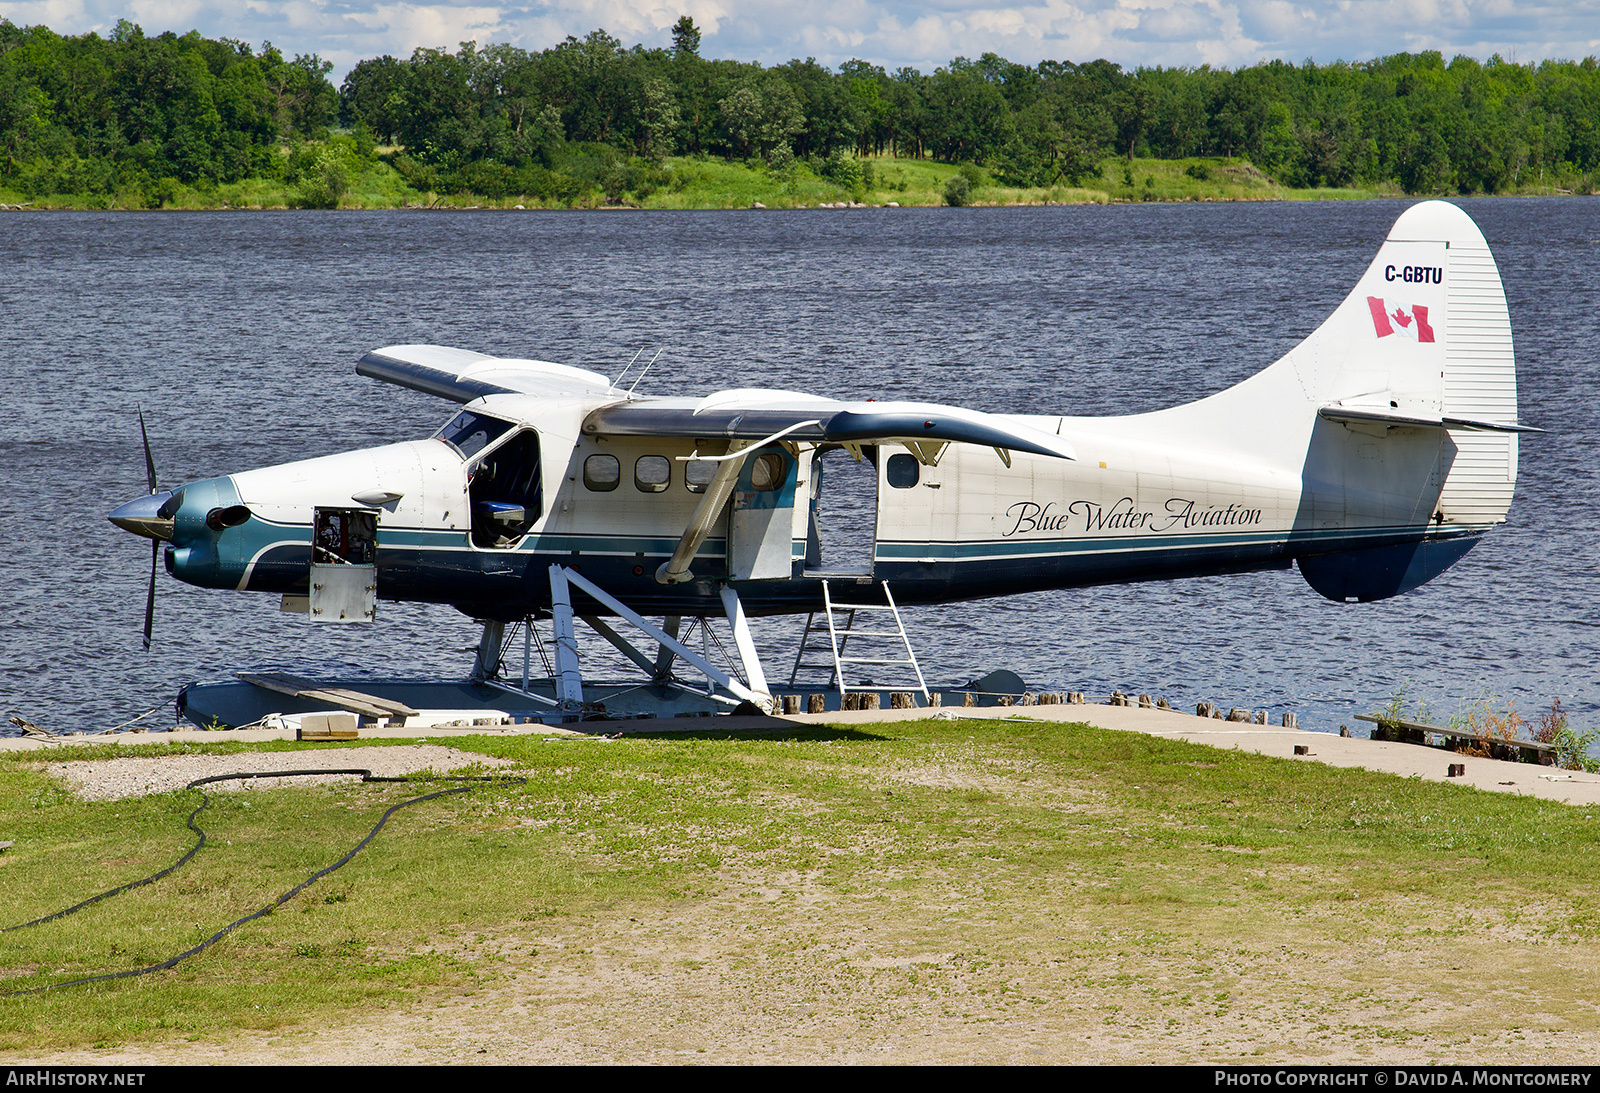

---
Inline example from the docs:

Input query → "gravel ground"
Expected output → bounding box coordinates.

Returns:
[15,722,1600,1064]
[44,746,511,801]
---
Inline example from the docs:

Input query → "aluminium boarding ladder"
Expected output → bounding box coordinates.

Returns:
[787,581,930,703]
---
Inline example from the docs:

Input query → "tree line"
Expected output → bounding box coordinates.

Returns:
[3,15,1598,203]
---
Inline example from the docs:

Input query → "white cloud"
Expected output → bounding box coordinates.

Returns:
[353,3,507,51]
[0,0,91,31]
[125,0,204,27]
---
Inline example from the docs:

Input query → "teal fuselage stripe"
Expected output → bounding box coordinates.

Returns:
[213,513,1475,615]
[242,518,1457,566]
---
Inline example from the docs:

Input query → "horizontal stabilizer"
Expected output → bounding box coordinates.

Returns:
[1317,406,1541,433]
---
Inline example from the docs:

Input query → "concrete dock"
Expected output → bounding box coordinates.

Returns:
[5,701,1598,807]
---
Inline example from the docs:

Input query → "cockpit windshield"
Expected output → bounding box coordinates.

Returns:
[435,410,514,459]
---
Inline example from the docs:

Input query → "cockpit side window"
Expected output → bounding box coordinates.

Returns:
[468,430,543,549]
[437,410,515,460]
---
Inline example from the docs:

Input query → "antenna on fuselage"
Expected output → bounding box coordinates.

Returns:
[612,348,645,391]
[627,349,665,395]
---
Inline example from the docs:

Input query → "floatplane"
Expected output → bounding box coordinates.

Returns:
[109,200,1533,727]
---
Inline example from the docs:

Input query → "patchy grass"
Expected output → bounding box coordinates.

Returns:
[1093,156,1384,203]
[3,721,1600,1060]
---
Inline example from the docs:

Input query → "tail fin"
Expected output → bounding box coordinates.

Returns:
[1130,201,1523,602]
[1311,200,1519,523]
[1296,201,1522,600]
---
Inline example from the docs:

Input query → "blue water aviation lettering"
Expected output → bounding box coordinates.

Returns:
[1002,498,1151,537]
[1002,497,1262,537]
[1149,498,1264,531]
[1001,501,1075,536]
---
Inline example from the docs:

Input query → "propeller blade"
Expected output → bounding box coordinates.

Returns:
[138,408,158,495]
[143,539,158,651]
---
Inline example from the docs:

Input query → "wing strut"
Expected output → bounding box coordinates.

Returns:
[656,441,751,584]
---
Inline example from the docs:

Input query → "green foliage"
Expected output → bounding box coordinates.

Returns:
[718,71,805,161]
[1378,688,1599,772]
[1534,700,1600,773]
[670,16,701,61]
[943,172,972,206]
[292,147,350,208]
[5,19,1600,204]
[816,148,862,188]
[1376,680,1432,729]
[0,20,336,201]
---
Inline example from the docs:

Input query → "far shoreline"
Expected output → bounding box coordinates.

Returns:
[2,191,1588,213]
[6,153,1588,214]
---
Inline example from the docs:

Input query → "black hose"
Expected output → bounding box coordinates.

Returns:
[2,767,525,996]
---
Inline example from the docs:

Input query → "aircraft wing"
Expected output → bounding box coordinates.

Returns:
[358,350,1077,460]
[584,393,1077,461]
[358,345,618,402]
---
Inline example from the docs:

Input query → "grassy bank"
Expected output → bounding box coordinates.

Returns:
[3,721,1599,1062]
[2,154,1505,212]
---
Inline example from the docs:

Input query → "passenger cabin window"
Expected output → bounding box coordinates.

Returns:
[886,453,920,489]
[684,459,717,494]
[748,452,786,491]
[583,454,620,491]
[468,430,542,549]
[635,455,670,493]
[436,410,514,460]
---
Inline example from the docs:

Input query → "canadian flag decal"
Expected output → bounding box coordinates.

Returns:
[1367,296,1436,343]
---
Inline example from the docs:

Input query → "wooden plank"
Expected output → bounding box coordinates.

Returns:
[236,672,416,719]
[237,671,325,700]
[317,688,418,717]
[1354,714,1554,753]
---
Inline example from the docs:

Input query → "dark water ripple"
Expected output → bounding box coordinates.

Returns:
[2,199,1594,736]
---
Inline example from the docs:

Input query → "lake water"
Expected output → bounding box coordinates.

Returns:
[2,198,1595,737]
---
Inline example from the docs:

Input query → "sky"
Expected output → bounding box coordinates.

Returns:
[1,0,1597,81]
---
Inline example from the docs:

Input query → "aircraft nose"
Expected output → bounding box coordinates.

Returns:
[108,491,177,541]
